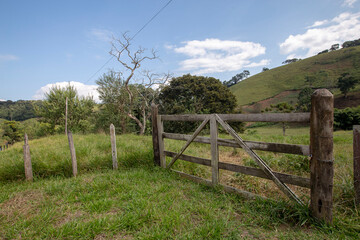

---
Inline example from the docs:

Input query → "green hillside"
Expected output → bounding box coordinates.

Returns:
[230,46,360,106]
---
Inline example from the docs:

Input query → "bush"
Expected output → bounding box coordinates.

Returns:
[334,106,360,130]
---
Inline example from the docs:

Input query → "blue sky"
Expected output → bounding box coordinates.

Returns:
[0,0,359,101]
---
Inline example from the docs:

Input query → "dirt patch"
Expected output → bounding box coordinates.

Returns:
[242,90,300,113]
[94,232,134,240]
[55,210,85,227]
[0,190,46,222]
[334,92,360,109]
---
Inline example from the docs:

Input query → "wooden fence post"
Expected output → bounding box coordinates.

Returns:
[23,133,33,181]
[65,97,68,135]
[151,103,161,166]
[67,131,77,177]
[157,114,166,168]
[210,114,219,185]
[110,124,118,170]
[310,89,334,224]
[354,125,360,205]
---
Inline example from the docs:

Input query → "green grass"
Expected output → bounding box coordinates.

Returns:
[230,46,360,106]
[0,130,359,239]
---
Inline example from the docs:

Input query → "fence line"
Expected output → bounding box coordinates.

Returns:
[152,89,334,224]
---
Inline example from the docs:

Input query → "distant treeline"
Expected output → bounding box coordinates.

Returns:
[0,100,41,121]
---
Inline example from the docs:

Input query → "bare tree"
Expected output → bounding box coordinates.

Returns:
[109,33,171,135]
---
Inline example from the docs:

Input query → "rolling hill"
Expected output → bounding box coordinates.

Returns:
[230,45,360,107]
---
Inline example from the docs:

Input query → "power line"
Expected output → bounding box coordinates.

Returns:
[84,0,174,84]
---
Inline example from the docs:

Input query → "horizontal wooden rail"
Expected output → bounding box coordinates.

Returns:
[160,112,310,123]
[165,151,310,188]
[163,133,310,156]
[171,170,263,200]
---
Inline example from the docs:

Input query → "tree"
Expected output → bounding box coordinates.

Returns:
[297,87,312,112]
[159,74,242,133]
[109,33,169,135]
[336,72,359,98]
[1,120,23,144]
[318,49,329,55]
[342,38,360,48]
[262,67,269,72]
[36,85,95,133]
[264,102,295,136]
[223,70,250,87]
[282,58,301,64]
[305,75,316,87]
[330,44,339,51]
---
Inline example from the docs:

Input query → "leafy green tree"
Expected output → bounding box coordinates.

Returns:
[337,72,359,98]
[1,120,23,144]
[262,67,269,72]
[264,102,295,136]
[96,70,167,135]
[36,85,95,133]
[223,70,250,87]
[96,70,130,133]
[334,106,360,130]
[159,74,243,133]
[297,87,312,112]
[305,75,316,87]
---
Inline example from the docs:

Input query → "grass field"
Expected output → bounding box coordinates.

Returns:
[0,127,359,239]
[230,45,360,106]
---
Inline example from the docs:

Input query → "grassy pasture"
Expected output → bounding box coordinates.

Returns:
[230,45,360,106]
[0,127,359,239]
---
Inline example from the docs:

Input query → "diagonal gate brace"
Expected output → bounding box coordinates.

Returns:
[215,114,304,206]
[167,117,210,169]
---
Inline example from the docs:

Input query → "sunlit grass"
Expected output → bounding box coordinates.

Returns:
[0,127,359,238]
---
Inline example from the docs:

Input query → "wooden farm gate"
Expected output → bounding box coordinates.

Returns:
[152,89,334,224]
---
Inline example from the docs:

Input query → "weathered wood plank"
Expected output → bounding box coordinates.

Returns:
[310,89,334,224]
[215,114,304,205]
[157,116,166,168]
[160,113,310,123]
[210,115,219,185]
[163,132,310,156]
[167,117,209,169]
[110,124,118,170]
[171,169,263,200]
[164,151,310,188]
[23,133,33,181]
[354,125,360,205]
[151,103,160,166]
[67,131,77,177]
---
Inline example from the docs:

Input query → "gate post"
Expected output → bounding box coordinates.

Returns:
[151,103,161,166]
[310,89,334,224]
[354,125,360,205]
[210,114,219,185]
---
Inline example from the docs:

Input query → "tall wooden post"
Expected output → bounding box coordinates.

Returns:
[354,125,360,205]
[110,124,118,170]
[310,89,334,224]
[67,131,77,177]
[65,97,68,135]
[210,115,219,185]
[151,103,161,166]
[157,115,166,168]
[23,133,33,181]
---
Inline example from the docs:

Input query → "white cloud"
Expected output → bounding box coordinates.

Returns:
[33,81,100,102]
[0,54,19,61]
[343,0,357,7]
[306,20,328,29]
[244,59,271,68]
[280,12,360,58]
[170,38,268,74]
[0,99,6,102]
[89,28,113,42]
